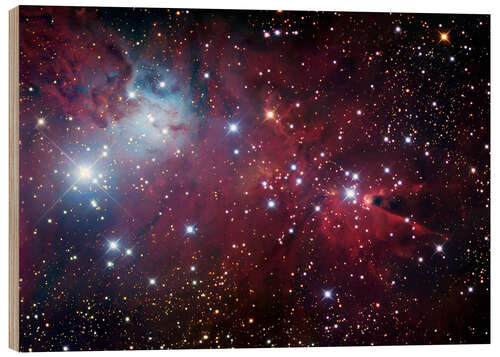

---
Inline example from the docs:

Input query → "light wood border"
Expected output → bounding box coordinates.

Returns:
[9,6,20,352]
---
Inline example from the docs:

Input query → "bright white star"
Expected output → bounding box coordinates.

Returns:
[109,241,118,250]
[228,123,239,133]
[78,166,93,180]
[345,188,356,199]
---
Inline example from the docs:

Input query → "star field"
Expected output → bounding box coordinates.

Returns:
[17,6,490,351]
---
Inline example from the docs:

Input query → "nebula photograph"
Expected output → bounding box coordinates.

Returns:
[16,6,490,351]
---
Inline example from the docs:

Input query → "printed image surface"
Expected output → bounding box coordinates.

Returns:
[18,6,490,351]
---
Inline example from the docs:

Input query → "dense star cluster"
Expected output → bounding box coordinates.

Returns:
[17,6,490,351]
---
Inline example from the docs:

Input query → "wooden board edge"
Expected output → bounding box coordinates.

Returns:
[9,5,20,352]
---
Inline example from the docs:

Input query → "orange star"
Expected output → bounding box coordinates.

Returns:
[439,31,450,43]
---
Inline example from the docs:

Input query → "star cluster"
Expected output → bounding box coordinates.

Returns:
[17,6,490,351]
